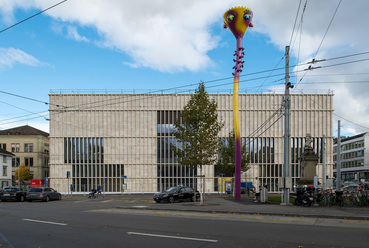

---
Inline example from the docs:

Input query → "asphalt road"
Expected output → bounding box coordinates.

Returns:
[1,198,369,248]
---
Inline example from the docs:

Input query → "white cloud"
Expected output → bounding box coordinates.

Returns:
[0,47,41,68]
[30,0,230,73]
[66,26,89,42]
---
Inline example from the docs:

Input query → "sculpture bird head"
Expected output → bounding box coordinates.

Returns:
[223,6,253,39]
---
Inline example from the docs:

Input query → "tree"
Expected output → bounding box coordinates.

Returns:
[215,130,250,177]
[15,164,33,184]
[172,82,224,205]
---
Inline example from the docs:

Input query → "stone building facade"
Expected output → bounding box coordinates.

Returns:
[0,125,50,183]
[49,93,333,194]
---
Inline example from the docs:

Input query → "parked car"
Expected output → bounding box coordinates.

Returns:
[153,186,200,203]
[26,187,62,202]
[0,187,27,202]
[341,184,361,191]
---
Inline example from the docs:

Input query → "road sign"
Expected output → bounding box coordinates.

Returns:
[46,177,49,183]
[122,176,127,179]
[67,171,70,178]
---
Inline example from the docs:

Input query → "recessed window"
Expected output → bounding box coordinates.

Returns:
[25,157,34,167]
[25,143,34,152]
[12,157,20,167]
[11,143,20,152]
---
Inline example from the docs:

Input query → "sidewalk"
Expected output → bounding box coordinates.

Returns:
[69,193,369,220]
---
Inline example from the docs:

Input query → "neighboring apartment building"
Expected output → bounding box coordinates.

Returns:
[49,92,334,194]
[0,148,14,188]
[0,125,50,183]
[333,132,369,182]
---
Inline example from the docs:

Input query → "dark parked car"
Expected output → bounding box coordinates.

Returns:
[26,187,62,202]
[153,186,200,203]
[0,187,27,202]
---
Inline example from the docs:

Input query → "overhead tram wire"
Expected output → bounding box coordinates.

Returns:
[48,57,331,111]
[238,0,303,141]
[0,91,65,108]
[54,57,330,111]
[48,49,369,111]
[313,0,342,60]
[4,52,369,125]
[293,0,342,90]
[11,54,369,125]
[0,0,68,35]
[293,0,307,86]
[293,87,369,132]
[5,53,369,124]
[288,0,303,48]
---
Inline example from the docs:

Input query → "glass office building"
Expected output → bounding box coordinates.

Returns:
[333,132,369,182]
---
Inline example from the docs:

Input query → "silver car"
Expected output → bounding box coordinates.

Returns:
[26,187,62,202]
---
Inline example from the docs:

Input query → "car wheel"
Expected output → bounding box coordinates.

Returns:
[168,196,174,203]
[28,200,32,202]
[155,200,160,203]
[1,200,6,202]
[19,195,25,202]
[45,196,50,202]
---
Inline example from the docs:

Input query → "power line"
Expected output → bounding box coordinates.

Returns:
[0,0,68,34]
[0,90,65,107]
[313,0,342,59]
[294,87,369,132]
[2,51,369,126]
[299,81,369,85]
[294,0,341,88]
[288,0,303,47]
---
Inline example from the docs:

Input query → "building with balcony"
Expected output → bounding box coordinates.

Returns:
[49,92,334,194]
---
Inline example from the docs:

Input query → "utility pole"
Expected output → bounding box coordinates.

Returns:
[283,46,292,205]
[336,120,341,192]
[322,135,326,190]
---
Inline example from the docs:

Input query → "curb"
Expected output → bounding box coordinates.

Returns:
[116,206,369,221]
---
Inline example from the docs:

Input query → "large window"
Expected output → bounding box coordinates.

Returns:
[157,110,197,191]
[251,136,323,192]
[24,143,34,152]
[3,166,7,177]
[11,143,20,152]
[0,143,6,150]
[12,157,20,167]
[63,137,123,193]
[64,137,104,164]
[25,157,34,167]
[44,143,49,154]
[246,137,279,191]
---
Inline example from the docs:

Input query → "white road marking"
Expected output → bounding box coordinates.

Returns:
[23,219,67,226]
[127,232,218,243]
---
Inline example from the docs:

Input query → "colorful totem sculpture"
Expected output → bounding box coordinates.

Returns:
[223,6,253,200]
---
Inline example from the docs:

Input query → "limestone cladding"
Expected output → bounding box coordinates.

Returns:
[49,93,333,193]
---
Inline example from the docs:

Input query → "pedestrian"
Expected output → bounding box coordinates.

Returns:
[254,186,261,202]
[97,185,102,198]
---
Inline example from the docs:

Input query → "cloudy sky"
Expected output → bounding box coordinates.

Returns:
[0,0,368,137]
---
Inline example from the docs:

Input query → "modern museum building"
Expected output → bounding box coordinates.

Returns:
[49,92,334,194]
